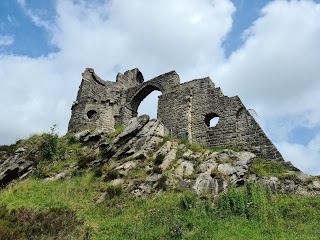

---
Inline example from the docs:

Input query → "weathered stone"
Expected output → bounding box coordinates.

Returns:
[74,130,90,141]
[193,173,227,195]
[68,68,284,162]
[14,147,26,154]
[0,154,33,187]
[44,172,66,182]
[233,151,256,166]
[146,173,162,182]
[83,129,105,142]
[110,178,125,185]
[160,142,178,170]
[312,180,320,191]
[217,164,236,176]
[115,161,137,176]
[196,160,217,174]
[175,161,194,177]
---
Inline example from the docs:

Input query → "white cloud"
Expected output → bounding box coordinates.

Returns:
[17,0,53,31]
[2,0,320,175]
[0,35,14,46]
[277,133,320,175]
[0,0,234,144]
[213,0,320,175]
[215,0,320,123]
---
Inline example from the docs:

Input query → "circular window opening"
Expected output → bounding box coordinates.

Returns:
[87,110,98,120]
[204,113,220,128]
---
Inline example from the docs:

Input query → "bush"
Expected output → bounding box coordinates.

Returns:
[217,182,270,220]
[0,205,85,240]
[156,175,168,190]
[103,169,120,181]
[154,154,165,165]
[77,154,96,169]
[39,125,59,160]
[180,192,197,210]
[105,185,123,199]
[0,143,17,156]
[152,166,162,174]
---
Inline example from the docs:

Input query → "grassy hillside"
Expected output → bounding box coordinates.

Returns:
[1,171,320,239]
[0,128,319,239]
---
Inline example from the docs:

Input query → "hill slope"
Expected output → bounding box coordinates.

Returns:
[0,115,319,239]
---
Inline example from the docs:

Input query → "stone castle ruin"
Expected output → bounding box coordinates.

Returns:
[68,68,283,161]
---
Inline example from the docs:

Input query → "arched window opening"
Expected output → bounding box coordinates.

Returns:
[137,90,161,119]
[131,84,162,119]
[87,110,98,120]
[205,113,220,128]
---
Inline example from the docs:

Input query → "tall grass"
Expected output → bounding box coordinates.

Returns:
[1,173,319,239]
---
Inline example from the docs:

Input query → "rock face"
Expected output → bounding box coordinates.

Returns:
[75,115,319,197]
[1,115,319,198]
[68,68,283,162]
[0,148,33,187]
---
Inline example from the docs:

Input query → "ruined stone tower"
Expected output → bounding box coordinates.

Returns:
[68,68,283,162]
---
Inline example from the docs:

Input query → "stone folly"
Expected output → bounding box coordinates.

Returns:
[68,68,283,161]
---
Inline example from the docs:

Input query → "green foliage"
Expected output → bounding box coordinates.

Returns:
[156,175,168,190]
[103,169,120,181]
[0,175,320,239]
[250,158,298,181]
[39,124,59,160]
[107,124,125,139]
[0,143,17,156]
[180,192,197,210]
[152,166,162,174]
[154,154,165,165]
[175,149,184,160]
[31,163,50,179]
[169,224,183,238]
[77,154,97,169]
[217,182,270,220]
[0,205,86,240]
[105,185,123,199]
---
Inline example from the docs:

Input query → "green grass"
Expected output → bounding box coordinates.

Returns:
[249,158,300,182]
[1,173,319,239]
[107,124,125,139]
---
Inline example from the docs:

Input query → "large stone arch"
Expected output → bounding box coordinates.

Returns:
[130,83,163,117]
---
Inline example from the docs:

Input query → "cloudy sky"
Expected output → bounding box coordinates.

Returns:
[0,0,320,175]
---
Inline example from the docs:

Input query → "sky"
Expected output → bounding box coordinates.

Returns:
[0,0,319,175]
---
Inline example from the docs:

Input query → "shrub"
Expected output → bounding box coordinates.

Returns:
[180,192,197,210]
[0,143,17,156]
[169,224,183,238]
[105,185,123,199]
[32,165,49,179]
[217,182,270,220]
[152,166,162,174]
[103,169,120,181]
[156,175,168,190]
[154,154,165,165]
[77,154,96,169]
[0,205,84,240]
[39,125,59,160]
[175,149,184,160]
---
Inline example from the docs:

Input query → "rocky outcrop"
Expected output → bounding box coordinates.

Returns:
[1,115,319,198]
[0,148,33,187]
[73,115,320,198]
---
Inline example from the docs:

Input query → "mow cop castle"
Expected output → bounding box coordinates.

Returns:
[68,68,283,161]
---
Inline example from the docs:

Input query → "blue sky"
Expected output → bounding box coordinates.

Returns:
[0,0,320,175]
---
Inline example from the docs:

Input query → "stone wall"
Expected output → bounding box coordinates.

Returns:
[68,68,284,161]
